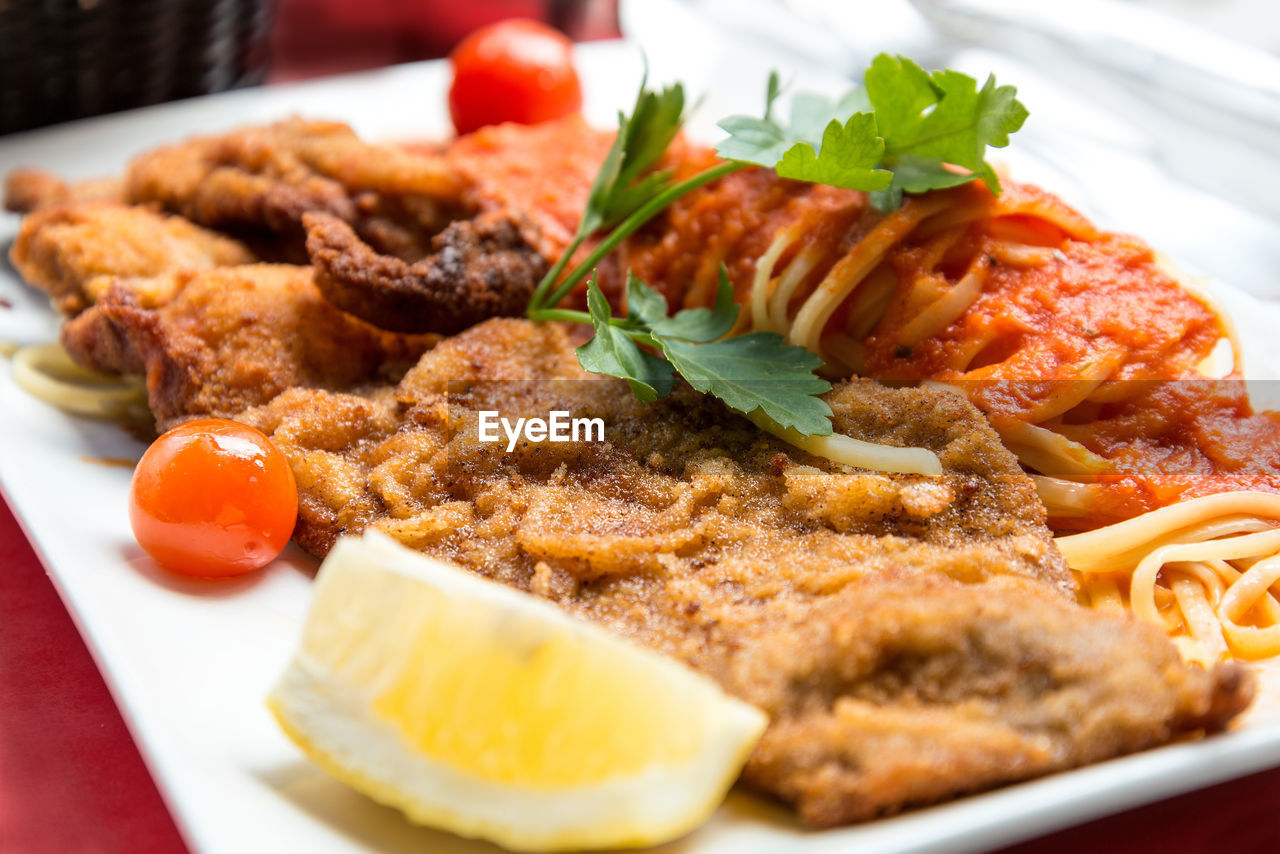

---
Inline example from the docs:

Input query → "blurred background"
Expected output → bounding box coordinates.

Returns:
[0,0,619,135]
[1,0,1276,135]
[269,0,620,82]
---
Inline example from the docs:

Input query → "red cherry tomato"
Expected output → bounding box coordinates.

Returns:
[448,19,583,135]
[129,419,298,578]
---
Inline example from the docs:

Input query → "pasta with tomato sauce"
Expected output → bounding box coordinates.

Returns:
[604,153,1280,663]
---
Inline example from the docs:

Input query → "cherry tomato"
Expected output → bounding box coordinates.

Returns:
[129,419,298,578]
[448,19,583,135]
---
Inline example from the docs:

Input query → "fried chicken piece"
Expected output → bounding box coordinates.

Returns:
[60,264,435,431]
[303,211,545,334]
[236,318,1251,824]
[9,201,255,315]
[124,119,466,261]
[4,168,124,212]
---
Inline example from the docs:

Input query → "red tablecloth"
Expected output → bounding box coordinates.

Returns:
[4,496,1280,853]
[0,499,188,854]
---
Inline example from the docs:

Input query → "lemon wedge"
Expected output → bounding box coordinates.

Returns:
[267,531,768,851]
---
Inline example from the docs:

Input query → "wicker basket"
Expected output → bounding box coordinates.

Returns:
[0,0,274,135]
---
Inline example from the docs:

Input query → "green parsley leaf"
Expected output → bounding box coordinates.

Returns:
[712,71,793,166]
[624,272,670,327]
[787,89,870,144]
[713,114,792,168]
[575,277,673,402]
[658,334,833,436]
[715,53,1027,211]
[775,112,892,192]
[866,55,1028,206]
[581,79,685,235]
[647,269,738,343]
[867,155,975,211]
[575,269,833,434]
[763,70,783,122]
[717,88,870,168]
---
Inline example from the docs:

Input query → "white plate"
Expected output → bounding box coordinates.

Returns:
[4,38,1280,854]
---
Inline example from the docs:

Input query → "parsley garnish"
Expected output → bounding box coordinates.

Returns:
[526,54,1027,436]
[718,56,1027,211]
[576,272,833,434]
[526,78,735,314]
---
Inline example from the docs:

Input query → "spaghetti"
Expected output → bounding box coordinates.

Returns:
[9,341,149,422]
[1058,492,1280,666]
[715,177,1280,530]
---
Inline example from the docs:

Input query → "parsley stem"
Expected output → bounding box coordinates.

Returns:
[537,160,745,312]
[525,308,652,338]
[526,307,592,324]
[529,234,587,311]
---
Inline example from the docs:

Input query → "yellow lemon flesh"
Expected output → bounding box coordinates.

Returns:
[267,531,768,851]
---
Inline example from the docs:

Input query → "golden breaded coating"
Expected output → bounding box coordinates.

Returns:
[738,572,1250,825]
[125,118,465,261]
[236,318,1251,825]
[4,168,124,213]
[9,201,255,315]
[303,211,545,334]
[59,264,436,431]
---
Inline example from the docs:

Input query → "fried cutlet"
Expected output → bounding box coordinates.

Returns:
[4,168,124,213]
[124,118,466,262]
[303,211,546,334]
[9,201,255,315]
[235,318,1251,825]
[59,264,436,430]
[6,119,687,332]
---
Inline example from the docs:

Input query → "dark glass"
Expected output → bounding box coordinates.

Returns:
[0,0,276,135]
